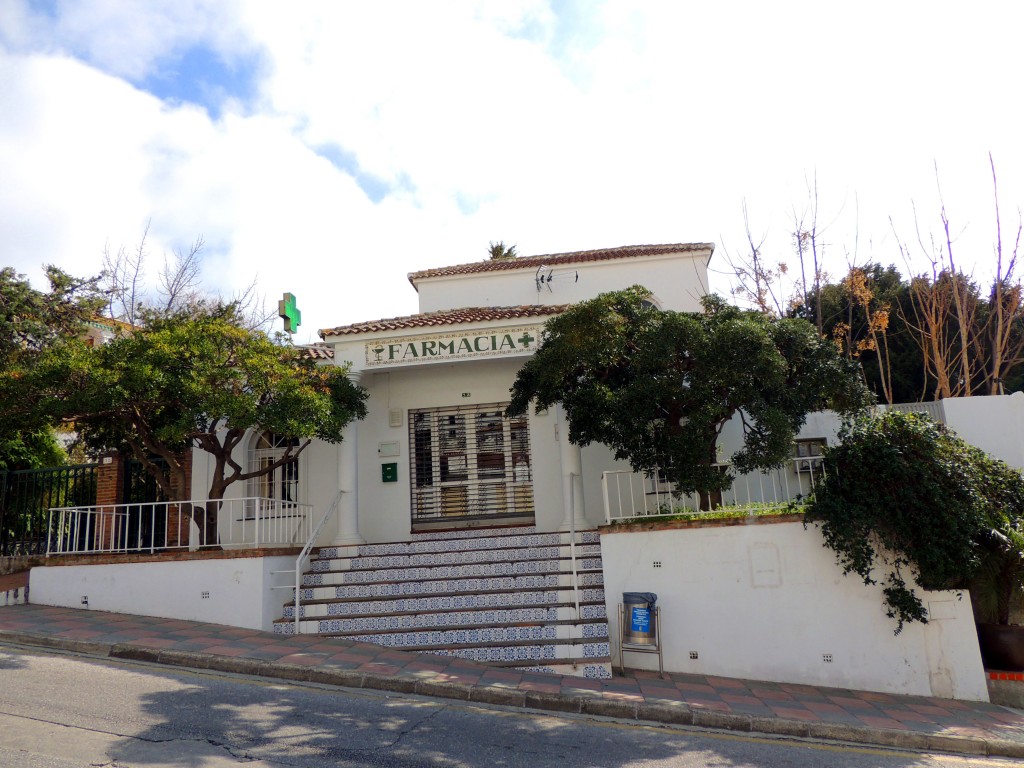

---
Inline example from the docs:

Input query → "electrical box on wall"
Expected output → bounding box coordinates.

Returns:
[378,441,399,458]
[381,463,398,482]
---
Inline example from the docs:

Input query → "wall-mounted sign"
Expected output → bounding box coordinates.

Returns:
[364,326,542,367]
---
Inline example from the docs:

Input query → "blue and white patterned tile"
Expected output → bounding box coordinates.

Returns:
[584,664,612,679]
[582,642,611,658]
[582,623,609,638]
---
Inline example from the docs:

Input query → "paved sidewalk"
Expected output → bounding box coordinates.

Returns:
[1,604,1022,759]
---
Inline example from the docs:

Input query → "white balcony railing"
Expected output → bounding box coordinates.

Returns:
[602,459,825,524]
[46,497,314,556]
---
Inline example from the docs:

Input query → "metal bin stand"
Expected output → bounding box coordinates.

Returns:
[618,602,665,678]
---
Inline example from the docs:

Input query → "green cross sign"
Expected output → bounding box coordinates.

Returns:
[278,293,301,333]
[518,332,535,346]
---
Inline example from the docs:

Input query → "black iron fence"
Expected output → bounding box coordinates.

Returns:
[0,464,98,556]
[122,459,168,550]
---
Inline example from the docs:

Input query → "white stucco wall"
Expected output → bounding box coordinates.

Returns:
[30,556,294,631]
[600,520,988,700]
[414,251,711,314]
[943,392,1024,469]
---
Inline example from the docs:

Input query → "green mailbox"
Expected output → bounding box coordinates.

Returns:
[381,463,398,483]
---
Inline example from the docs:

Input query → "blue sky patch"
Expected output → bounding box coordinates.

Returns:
[141,44,262,118]
[313,144,404,204]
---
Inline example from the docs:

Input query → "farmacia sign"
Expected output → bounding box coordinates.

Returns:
[364,326,541,367]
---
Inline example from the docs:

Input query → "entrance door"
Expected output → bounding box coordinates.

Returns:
[410,403,534,527]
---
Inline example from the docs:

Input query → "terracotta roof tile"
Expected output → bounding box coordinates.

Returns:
[320,305,569,338]
[407,242,714,284]
[300,344,334,359]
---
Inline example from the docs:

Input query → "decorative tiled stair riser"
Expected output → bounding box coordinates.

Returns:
[275,526,612,678]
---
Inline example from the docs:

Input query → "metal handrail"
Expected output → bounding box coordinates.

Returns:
[45,497,314,555]
[602,458,823,523]
[293,490,344,634]
[565,468,581,667]
[568,472,581,622]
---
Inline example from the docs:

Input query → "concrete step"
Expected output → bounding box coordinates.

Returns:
[298,568,603,597]
[280,525,610,679]
[305,618,609,643]
[309,544,603,573]
[1,585,29,607]
[276,589,602,626]
[510,660,613,679]
[384,637,613,665]
[318,529,601,559]
[283,596,607,624]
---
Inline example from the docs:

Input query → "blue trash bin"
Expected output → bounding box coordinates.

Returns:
[623,592,657,646]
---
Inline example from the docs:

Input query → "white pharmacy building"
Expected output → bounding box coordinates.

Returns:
[238,243,714,545]
[43,241,995,697]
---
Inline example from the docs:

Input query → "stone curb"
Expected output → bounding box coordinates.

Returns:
[2,630,1022,760]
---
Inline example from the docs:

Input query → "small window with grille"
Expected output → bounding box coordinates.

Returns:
[793,438,827,473]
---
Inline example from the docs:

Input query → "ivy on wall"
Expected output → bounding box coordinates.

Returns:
[806,410,1024,632]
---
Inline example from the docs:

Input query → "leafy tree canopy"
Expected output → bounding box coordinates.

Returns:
[507,288,873,495]
[0,266,104,469]
[0,428,66,472]
[16,301,367,543]
[0,266,105,365]
[806,411,1024,631]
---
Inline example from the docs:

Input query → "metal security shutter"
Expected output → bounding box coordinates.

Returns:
[409,403,534,523]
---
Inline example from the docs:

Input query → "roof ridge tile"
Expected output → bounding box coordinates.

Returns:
[407,242,713,284]
[320,304,570,338]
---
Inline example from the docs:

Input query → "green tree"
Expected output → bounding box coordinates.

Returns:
[507,288,873,500]
[24,302,367,545]
[806,411,1024,632]
[488,241,517,260]
[0,266,104,469]
[797,264,925,404]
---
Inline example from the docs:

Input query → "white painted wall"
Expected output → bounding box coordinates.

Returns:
[414,251,711,314]
[30,556,294,631]
[600,520,989,701]
[943,392,1024,469]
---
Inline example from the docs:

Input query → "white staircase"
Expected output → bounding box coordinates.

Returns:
[274,526,611,678]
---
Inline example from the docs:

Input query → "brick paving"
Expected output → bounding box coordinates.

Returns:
[0,603,1022,758]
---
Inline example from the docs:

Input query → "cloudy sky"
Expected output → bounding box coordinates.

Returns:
[2,1,1022,342]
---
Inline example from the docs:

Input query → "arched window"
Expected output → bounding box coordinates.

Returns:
[247,432,303,506]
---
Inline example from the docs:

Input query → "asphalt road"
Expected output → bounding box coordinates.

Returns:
[0,643,1016,768]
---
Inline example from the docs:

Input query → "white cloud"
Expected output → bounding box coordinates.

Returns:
[2,0,1024,343]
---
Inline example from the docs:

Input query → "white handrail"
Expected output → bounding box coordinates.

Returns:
[293,490,344,635]
[602,459,823,523]
[45,497,314,555]
[568,472,581,622]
